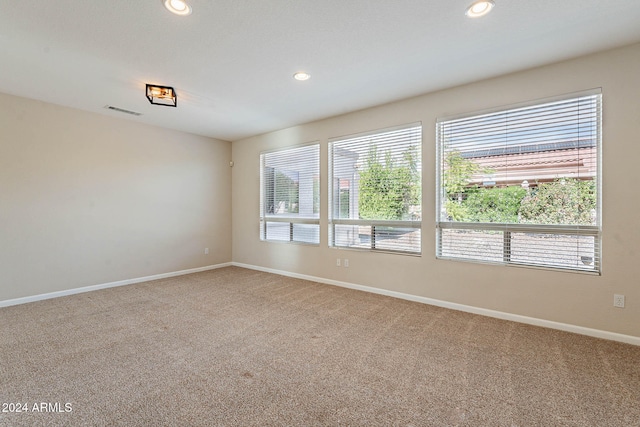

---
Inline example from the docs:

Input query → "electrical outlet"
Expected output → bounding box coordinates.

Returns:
[336,258,341,267]
[614,294,625,308]
[204,248,209,255]
[344,259,349,268]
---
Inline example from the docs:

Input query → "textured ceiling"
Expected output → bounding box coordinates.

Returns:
[1,0,640,141]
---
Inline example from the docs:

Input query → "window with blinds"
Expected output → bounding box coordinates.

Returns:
[329,123,422,254]
[436,90,602,273]
[260,143,320,244]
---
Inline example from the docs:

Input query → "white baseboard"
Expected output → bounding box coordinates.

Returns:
[0,262,233,308]
[232,262,640,346]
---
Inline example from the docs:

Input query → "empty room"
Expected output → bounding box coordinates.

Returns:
[1,0,639,425]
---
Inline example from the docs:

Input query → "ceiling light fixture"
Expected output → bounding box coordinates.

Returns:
[293,72,311,81]
[146,84,177,107]
[163,0,192,16]
[465,0,495,18]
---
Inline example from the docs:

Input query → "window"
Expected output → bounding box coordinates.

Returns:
[260,144,320,244]
[329,124,422,254]
[436,90,602,273]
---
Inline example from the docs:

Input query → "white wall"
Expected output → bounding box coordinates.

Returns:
[232,43,640,338]
[0,93,232,301]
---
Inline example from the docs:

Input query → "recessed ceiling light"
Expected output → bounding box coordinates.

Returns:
[465,0,494,18]
[163,0,192,16]
[293,72,311,81]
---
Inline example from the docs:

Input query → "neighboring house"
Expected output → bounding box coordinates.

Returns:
[463,139,597,188]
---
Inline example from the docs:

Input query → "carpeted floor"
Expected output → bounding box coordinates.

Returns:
[1,266,639,426]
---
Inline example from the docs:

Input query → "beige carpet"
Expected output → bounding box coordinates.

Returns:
[1,266,638,426]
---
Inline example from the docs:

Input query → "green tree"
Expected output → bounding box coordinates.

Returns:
[519,178,596,225]
[274,170,298,213]
[358,146,420,220]
[442,150,482,221]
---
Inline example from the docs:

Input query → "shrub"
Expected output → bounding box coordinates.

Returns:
[464,186,527,223]
[520,178,596,225]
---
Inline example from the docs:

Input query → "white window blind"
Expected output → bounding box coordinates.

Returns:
[260,143,320,244]
[329,124,422,254]
[436,90,601,273]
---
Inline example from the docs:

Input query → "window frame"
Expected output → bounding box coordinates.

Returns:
[259,142,321,245]
[328,123,423,255]
[435,89,602,274]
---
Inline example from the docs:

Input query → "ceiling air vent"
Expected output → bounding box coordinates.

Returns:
[104,105,142,116]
